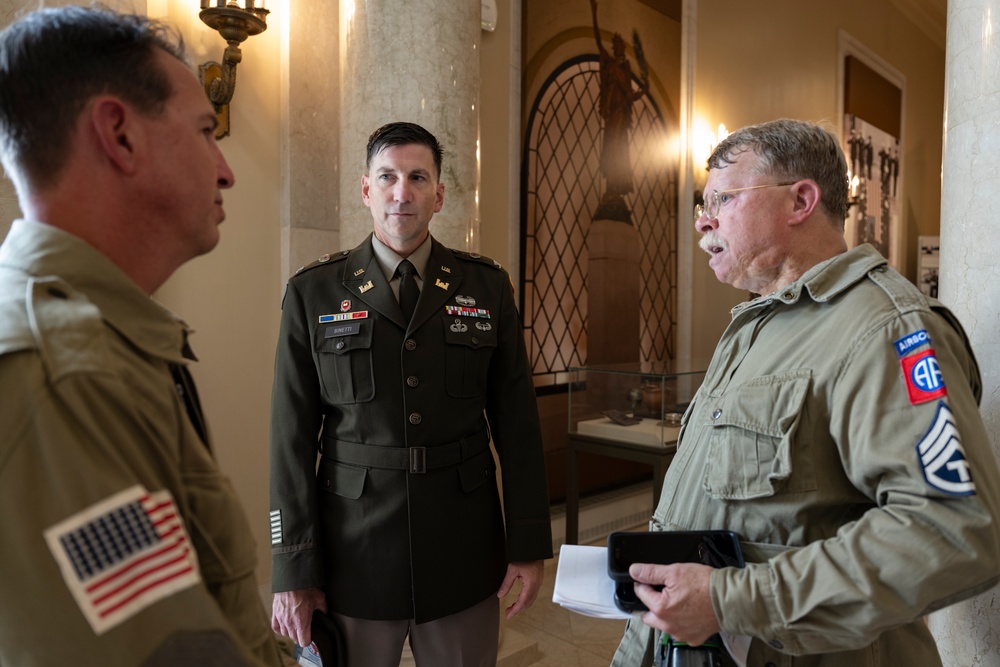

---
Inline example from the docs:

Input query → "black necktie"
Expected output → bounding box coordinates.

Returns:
[397,259,419,322]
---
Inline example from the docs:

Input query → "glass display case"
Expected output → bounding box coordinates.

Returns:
[563,360,708,544]
[568,361,707,448]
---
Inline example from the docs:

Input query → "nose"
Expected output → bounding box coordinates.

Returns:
[393,180,411,202]
[695,209,717,235]
[214,142,235,189]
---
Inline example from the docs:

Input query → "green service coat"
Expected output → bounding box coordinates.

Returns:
[0,220,289,667]
[613,245,1000,667]
[269,235,552,623]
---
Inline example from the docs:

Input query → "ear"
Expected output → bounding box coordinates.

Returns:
[89,96,139,175]
[361,174,372,208]
[787,179,821,226]
[433,182,445,213]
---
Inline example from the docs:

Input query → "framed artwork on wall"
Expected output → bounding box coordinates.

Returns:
[917,235,940,298]
[843,114,900,268]
[837,31,906,272]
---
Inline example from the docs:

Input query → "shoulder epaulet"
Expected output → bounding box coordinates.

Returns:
[451,249,505,272]
[0,298,35,357]
[25,277,111,380]
[294,250,350,276]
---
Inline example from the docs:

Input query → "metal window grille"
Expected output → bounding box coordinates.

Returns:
[521,56,677,391]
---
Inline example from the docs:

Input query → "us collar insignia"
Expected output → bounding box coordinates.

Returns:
[441,265,452,273]
[359,280,375,293]
[353,268,365,277]
[435,278,450,290]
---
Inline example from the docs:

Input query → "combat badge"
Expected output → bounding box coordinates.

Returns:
[916,402,976,496]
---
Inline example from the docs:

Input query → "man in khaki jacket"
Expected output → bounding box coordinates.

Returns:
[0,7,292,666]
[612,119,1000,666]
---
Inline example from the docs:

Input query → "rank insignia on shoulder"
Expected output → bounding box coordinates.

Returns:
[916,401,976,496]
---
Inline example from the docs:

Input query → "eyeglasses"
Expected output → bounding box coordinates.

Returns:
[694,182,796,222]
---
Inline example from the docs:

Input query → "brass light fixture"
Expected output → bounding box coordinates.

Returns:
[198,0,269,139]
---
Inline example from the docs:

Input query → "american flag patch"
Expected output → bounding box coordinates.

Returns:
[44,485,200,635]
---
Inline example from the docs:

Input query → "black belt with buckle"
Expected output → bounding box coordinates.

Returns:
[322,427,491,474]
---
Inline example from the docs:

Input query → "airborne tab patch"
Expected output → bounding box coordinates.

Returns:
[916,402,976,496]
[895,329,931,357]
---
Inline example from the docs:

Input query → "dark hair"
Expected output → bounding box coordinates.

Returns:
[0,5,186,192]
[707,118,850,223]
[366,122,444,179]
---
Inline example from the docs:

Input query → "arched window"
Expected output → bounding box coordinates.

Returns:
[521,56,678,391]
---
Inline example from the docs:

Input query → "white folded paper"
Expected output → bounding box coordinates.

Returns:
[552,544,632,620]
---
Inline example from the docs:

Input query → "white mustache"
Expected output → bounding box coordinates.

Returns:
[699,232,727,255]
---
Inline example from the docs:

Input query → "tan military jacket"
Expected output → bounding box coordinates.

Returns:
[613,245,1000,667]
[0,220,290,666]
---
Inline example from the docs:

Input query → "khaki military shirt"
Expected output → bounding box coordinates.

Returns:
[0,220,290,666]
[613,245,1000,667]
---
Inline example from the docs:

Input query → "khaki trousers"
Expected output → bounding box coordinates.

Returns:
[330,595,499,667]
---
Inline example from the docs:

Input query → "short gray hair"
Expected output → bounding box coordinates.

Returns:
[707,119,849,223]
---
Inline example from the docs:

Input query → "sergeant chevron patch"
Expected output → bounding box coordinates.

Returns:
[917,401,976,496]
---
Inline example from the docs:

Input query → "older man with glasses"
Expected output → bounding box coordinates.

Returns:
[611,118,1000,667]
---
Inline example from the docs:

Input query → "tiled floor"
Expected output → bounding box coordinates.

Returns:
[394,530,640,667]
[495,531,643,667]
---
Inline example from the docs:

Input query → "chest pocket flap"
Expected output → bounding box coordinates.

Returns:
[703,369,814,499]
[442,316,497,398]
[314,320,375,404]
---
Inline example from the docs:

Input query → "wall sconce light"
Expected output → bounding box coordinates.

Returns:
[198,0,269,139]
[692,121,729,194]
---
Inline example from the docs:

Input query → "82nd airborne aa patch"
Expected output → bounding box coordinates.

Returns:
[895,329,948,405]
